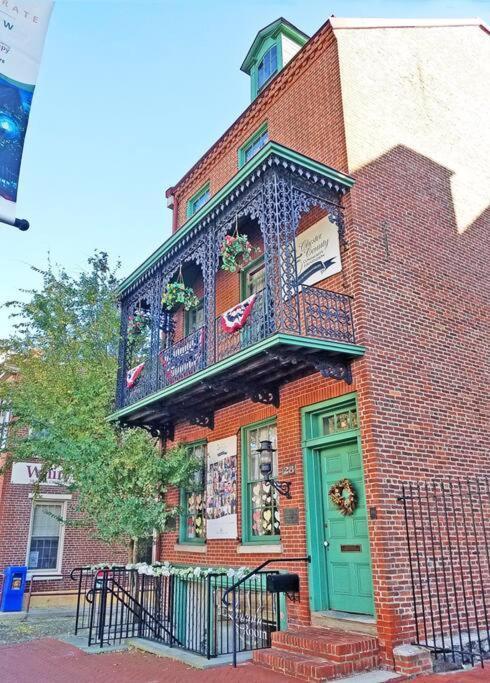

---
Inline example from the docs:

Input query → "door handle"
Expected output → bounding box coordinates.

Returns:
[323,540,329,548]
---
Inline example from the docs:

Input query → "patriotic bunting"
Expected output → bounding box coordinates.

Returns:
[220,294,257,334]
[126,362,145,389]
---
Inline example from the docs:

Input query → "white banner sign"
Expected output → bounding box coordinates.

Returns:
[0,1,54,222]
[11,461,65,486]
[205,436,237,540]
[295,216,341,287]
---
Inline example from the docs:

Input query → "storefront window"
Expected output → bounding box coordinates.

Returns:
[180,442,206,543]
[243,421,280,542]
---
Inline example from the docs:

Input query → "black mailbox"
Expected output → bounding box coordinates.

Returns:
[266,573,300,594]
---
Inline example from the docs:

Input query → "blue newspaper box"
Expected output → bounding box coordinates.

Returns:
[0,566,27,612]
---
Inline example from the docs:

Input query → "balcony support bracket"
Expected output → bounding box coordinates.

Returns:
[314,358,352,384]
[189,412,215,430]
[243,384,280,408]
[266,349,352,385]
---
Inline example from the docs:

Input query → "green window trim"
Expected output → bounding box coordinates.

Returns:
[240,254,265,299]
[238,123,269,169]
[186,182,211,219]
[241,418,281,545]
[184,298,204,336]
[249,36,282,100]
[302,393,359,446]
[179,440,207,544]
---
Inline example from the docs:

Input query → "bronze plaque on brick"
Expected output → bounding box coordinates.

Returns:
[283,508,300,525]
[340,544,362,552]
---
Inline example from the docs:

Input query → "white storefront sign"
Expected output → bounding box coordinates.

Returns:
[11,461,65,486]
[205,436,238,540]
[295,216,342,287]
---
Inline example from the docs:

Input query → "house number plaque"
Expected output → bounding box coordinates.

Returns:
[282,464,296,476]
[283,508,300,526]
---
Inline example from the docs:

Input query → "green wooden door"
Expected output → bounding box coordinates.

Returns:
[318,440,374,614]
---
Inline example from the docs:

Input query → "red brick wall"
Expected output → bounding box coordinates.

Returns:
[155,19,489,668]
[171,24,347,231]
[162,371,357,627]
[0,464,127,594]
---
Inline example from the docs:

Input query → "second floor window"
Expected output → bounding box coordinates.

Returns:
[187,183,210,218]
[257,44,278,91]
[180,442,207,543]
[184,299,204,336]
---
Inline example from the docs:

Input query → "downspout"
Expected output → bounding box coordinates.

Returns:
[165,186,178,233]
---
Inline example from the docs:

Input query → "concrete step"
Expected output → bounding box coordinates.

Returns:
[311,611,377,636]
[271,625,379,662]
[253,647,380,681]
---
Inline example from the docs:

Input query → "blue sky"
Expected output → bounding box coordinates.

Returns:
[1,0,488,336]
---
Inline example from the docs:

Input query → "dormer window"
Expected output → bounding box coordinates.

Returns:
[241,18,309,101]
[257,44,278,92]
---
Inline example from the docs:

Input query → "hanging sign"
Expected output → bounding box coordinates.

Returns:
[295,216,341,287]
[205,436,237,539]
[11,461,65,486]
[0,1,54,224]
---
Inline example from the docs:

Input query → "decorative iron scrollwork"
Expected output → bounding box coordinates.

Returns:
[313,358,352,384]
[189,413,215,430]
[243,384,280,408]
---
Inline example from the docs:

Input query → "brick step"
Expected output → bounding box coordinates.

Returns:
[271,626,379,662]
[253,648,380,682]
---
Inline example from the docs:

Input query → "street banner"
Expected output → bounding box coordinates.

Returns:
[0,1,53,224]
[205,436,238,539]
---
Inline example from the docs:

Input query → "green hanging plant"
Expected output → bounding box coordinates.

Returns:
[127,308,150,343]
[220,217,260,273]
[161,269,200,311]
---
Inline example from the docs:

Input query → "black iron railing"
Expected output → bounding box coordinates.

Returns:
[222,556,310,667]
[119,285,355,409]
[399,478,490,669]
[71,565,283,658]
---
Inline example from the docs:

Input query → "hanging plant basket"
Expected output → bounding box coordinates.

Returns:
[161,280,200,312]
[220,218,260,273]
[127,309,150,343]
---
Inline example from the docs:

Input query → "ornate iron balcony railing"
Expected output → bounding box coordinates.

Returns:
[117,285,355,410]
[114,143,357,415]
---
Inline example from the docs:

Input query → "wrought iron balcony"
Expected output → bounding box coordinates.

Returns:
[111,142,364,435]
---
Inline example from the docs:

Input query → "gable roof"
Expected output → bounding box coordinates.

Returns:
[240,16,309,74]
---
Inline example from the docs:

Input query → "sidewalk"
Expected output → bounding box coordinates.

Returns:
[0,636,488,682]
[0,637,290,683]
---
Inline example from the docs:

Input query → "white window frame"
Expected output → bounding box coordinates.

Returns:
[26,493,70,577]
[0,403,11,449]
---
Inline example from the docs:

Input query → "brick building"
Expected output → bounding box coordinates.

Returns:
[0,368,128,607]
[109,16,490,677]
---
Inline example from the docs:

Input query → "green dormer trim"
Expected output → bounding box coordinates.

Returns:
[241,18,309,100]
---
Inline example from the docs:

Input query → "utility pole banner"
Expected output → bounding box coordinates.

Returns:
[0,1,53,223]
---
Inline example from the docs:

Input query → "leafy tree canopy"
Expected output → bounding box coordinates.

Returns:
[0,252,198,551]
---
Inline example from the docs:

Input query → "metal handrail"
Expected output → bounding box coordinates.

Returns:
[221,556,310,667]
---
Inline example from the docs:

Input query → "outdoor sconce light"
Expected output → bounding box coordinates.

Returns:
[256,440,292,499]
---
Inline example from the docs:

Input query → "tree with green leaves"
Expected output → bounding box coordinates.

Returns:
[0,252,198,561]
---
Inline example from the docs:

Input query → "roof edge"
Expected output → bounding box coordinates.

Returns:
[329,16,490,33]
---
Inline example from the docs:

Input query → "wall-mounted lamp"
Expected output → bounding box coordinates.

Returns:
[256,439,292,499]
